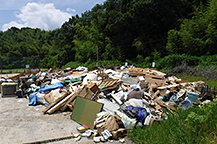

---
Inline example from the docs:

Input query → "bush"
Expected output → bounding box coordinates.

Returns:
[128,99,217,144]
[63,61,83,69]
[156,54,199,70]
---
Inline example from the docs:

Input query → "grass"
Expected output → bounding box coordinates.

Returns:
[128,74,217,144]
[128,99,217,144]
[176,73,217,92]
[0,68,48,74]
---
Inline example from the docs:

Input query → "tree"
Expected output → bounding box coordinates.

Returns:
[166,0,217,56]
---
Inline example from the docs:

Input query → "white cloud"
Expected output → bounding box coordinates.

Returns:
[2,2,72,31]
[66,8,76,13]
[2,21,25,30]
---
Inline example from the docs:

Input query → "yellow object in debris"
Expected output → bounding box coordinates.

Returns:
[19,82,23,88]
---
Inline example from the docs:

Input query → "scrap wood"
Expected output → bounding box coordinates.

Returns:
[168,105,178,112]
[110,93,123,105]
[9,71,38,81]
[154,104,162,110]
[46,93,74,114]
[128,71,146,77]
[60,91,77,112]
[155,99,169,108]
[155,99,178,113]
[99,79,121,92]
[44,89,68,104]
[130,68,149,73]
[43,92,71,113]
[112,128,127,140]
[146,69,166,77]
[145,76,166,87]
[152,90,160,99]
[66,86,94,111]
[88,83,99,93]
[150,117,160,126]
[145,74,164,79]
[120,83,129,92]
[97,67,109,80]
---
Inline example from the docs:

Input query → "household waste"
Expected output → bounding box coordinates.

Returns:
[7,66,216,143]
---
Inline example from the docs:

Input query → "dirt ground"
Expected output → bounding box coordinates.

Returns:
[0,73,134,144]
[0,96,134,144]
[0,97,96,144]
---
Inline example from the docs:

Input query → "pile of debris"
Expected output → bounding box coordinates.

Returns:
[5,66,216,143]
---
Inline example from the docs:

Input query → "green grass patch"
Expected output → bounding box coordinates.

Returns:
[128,99,217,144]
[0,68,48,74]
[176,73,217,87]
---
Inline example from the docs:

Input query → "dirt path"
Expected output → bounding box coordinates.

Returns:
[0,97,131,144]
[0,97,95,144]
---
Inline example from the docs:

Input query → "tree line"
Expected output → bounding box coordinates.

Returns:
[0,0,215,69]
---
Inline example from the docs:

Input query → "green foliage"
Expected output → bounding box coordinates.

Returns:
[136,54,144,63]
[128,99,217,144]
[63,61,85,69]
[151,49,161,61]
[0,0,213,69]
[166,0,217,56]
[199,55,217,69]
[156,54,200,70]
[99,60,122,67]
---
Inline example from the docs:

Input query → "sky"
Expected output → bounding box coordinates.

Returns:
[0,0,106,31]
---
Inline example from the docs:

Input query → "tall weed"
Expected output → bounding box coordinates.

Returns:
[128,99,217,144]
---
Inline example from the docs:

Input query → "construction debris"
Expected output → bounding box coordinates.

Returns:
[1,65,216,143]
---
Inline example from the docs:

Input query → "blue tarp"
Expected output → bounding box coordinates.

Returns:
[28,91,40,106]
[38,82,64,93]
[28,82,64,106]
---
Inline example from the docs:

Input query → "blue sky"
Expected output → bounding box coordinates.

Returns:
[0,0,106,31]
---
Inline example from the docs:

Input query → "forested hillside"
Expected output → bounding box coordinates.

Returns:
[0,0,215,69]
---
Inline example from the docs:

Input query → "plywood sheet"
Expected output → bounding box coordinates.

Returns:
[71,97,103,129]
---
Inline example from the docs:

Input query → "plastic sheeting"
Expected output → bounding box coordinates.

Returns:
[29,82,64,106]
[38,82,64,93]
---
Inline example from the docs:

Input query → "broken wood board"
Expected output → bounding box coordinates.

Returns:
[46,93,74,114]
[67,86,94,111]
[129,68,149,73]
[129,71,146,77]
[145,77,166,87]
[155,99,178,112]
[44,89,68,104]
[99,79,121,92]
[88,83,99,93]
[145,74,164,79]
[146,69,166,77]
[71,96,104,129]
[111,93,123,105]
[60,91,77,112]
[43,92,71,114]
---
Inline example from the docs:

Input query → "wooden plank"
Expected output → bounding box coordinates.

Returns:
[111,93,123,105]
[65,86,94,111]
[145,74,164,79]
[47,93,74,114]
[60,92,76,112]
[43,92,71,113]
[100,81,121,92]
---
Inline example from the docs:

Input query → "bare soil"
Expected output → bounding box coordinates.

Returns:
[0,97,132,144]
[0,73,133,144]
[0,97,95,144]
